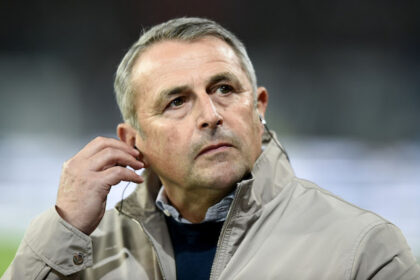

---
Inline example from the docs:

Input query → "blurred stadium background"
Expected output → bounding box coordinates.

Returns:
[1,0,419,274]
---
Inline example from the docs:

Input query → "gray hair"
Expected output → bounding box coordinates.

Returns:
[114,17,257,132]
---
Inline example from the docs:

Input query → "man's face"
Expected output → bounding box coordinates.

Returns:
[131,37,267,192]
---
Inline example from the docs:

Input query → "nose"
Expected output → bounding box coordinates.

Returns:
[197,94,223,129]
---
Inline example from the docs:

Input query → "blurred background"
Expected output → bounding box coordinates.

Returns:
[0,0,419,274]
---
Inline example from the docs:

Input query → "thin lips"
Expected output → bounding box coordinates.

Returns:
[196,142,233,158]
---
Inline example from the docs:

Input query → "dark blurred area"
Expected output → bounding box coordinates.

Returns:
[0,0,419,141]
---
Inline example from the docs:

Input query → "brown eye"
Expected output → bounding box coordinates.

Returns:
[216,84,234,94]
[168,96,185,108]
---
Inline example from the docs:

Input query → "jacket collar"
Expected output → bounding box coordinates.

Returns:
[116,130,295,221]
[249,131,295,207]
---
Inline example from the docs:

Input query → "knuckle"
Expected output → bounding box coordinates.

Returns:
[62,160,69,170]
[62,158,85,178]
[105,147,120,161]
[94,136,107,146]
[94,136,104,142]
[103,146,113,156]
[113,166,125,177]
[63,159,74,170]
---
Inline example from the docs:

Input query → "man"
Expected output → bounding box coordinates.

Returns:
[3,17,420,279]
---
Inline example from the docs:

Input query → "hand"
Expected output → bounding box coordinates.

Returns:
[56,136,144,235]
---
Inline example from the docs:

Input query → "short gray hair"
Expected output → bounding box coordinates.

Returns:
[114,17,257,132]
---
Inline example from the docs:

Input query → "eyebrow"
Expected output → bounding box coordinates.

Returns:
[155,85,190,108]
[154,72,243,108]
[206,72,241,86]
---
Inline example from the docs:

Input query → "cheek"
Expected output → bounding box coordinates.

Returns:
[226,105,262,154]
[143,125,187,164]
[228,103,259,134]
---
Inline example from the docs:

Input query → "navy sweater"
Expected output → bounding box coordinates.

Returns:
[165,216,224,280]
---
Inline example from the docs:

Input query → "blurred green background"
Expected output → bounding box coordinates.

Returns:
[0,234,23,274]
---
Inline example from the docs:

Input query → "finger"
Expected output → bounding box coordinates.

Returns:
[89,147,144,171]
[78,136,139,159]
[101,166,144,186]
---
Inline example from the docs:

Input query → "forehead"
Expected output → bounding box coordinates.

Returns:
[130,37,249,101]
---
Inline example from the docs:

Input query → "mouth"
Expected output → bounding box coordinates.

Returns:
[196,142,234,158]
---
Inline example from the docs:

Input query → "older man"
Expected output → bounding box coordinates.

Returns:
[4,17,419,279]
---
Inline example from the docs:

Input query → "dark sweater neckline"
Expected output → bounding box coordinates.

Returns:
[165,216,224,279]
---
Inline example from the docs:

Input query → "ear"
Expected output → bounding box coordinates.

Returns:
[256,87,268,119]
[117,123,150,168]
[117,123,137,147]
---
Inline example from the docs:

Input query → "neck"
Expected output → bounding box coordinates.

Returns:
[163,186,233,223]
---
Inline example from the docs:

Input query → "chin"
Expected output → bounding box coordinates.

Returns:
[193,163,249,190]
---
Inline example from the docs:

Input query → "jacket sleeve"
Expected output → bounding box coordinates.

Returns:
[2,208,93,280]
[350,222,420,280]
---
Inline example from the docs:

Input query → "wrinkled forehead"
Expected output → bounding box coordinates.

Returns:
[131,37,242,80]
[129,37,248,99]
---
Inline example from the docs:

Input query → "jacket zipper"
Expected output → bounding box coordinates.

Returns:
[116,209,167,280]
[209,185,243,280]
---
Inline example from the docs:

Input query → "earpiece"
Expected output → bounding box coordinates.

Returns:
[258,113,266,125]
[257,109,290,162]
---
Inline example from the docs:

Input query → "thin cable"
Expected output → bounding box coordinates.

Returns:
[118,180,132,214]
[263,123,290,162]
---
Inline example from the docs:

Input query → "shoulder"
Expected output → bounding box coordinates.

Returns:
[283,177,394,247]
[281,178,419,278]
[288,177,388,227]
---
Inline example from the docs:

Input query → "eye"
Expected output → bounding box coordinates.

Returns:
[215,84,234,95]
[167,96,186,108]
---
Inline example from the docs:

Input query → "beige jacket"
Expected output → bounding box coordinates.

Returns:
[3,134,420,279]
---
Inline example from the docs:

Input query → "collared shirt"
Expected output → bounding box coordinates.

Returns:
[155,186,235,224]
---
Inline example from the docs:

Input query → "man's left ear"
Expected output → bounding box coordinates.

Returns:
[256,87,268,120]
